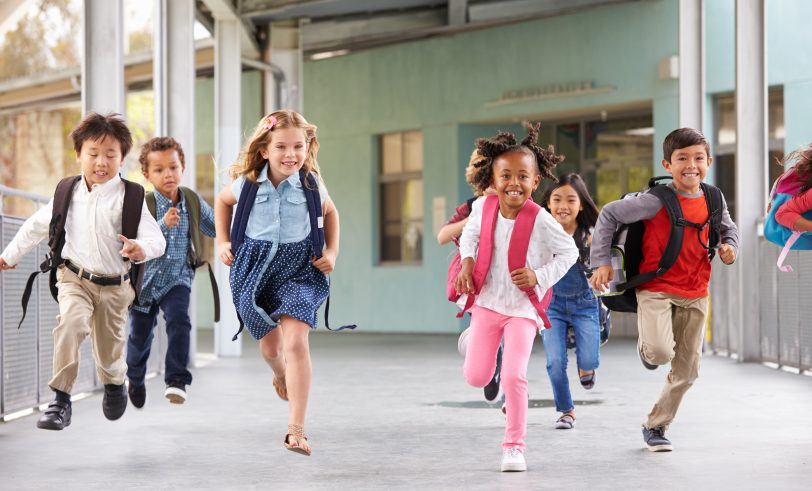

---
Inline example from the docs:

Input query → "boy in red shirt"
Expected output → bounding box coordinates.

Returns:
[589,128,738,452]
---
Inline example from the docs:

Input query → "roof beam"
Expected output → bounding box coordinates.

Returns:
[199,0,260,57]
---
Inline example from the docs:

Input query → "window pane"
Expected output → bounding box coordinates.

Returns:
[382,223,401,261]
[556,123,580,174]
[403,131,423,172]
[596,168,621,208]
[717,96,736,146]
[402,220,423,262]
[381,182,402,222]
[402,179,423,221]
[382,133,402,175]
[626,163,652,195]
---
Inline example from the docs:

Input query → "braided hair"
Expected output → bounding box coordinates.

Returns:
[467,123,564,194]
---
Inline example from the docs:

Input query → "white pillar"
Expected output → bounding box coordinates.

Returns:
[678,0,704,129]
[269,25,303,112]
[735,0,766,362]
[154,0,200,360]
[82,0,125,115]
[213,18,242,357]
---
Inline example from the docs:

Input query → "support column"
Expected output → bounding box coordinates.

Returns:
[269,25,303,112]
[213,18,242,357]
[678,0,704,129]
[735,0,766,362]
[82,0,125,115]
[154,0,199,360]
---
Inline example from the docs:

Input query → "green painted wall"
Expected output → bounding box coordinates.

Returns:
[302,0,680,333]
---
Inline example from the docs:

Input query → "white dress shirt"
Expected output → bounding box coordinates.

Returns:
[1,174,166,275]
[458,196,578,326]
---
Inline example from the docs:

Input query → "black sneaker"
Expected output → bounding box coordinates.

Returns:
[642,426,673,452]
[165,381,187,404]
[36,400,72,430]
[128,382,146,409]
[639,346,658,370]
[483,346,502,402]
[102,383,127,420]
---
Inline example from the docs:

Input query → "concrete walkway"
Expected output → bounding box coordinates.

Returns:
[1,333,810,490]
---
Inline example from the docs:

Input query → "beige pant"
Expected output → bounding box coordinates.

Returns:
[49,265,135,393]
[636,289,708,429]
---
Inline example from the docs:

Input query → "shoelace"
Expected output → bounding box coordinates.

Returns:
[506,447,523,458]
[651,427,666,439]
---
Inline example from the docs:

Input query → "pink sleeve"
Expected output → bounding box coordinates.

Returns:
[775,187,812,229]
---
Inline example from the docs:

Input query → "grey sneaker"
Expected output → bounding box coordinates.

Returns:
[642,426,673,452]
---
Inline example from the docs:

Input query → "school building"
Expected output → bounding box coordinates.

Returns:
[1,0,811,407]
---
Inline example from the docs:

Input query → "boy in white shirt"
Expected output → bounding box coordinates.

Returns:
[0,112,165,430]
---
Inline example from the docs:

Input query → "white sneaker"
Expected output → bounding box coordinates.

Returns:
[501,446,527,472]
[164,383,187,404]
[457,327,471,357]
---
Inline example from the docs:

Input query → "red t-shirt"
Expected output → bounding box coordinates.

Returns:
[639,193,712,298]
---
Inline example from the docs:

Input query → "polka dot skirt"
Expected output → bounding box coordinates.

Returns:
[229,236,329,340]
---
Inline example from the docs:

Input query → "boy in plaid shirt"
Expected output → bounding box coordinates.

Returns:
[126,137,216,407]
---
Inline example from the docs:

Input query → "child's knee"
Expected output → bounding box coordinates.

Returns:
[463,362,494,388]
[641,342,673,365]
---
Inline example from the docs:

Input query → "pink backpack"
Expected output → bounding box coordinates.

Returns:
[446,195,553,328]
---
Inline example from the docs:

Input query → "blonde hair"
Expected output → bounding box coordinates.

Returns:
[464,150,486,195]
[230,110,321,183]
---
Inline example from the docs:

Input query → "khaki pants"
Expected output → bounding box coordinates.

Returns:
[636,289,708,429]
[49,265,135,393]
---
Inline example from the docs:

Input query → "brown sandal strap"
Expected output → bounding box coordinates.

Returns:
[287,424,307,440]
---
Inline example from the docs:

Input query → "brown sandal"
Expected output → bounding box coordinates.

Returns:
[272,375,288,401]
[284,424,311,456]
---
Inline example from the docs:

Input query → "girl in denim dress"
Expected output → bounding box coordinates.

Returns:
[214,110,342,456]
[539,174,601,430]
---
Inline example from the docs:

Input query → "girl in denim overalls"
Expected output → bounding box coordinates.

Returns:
[214,110,342,456]
[539,174,601,430]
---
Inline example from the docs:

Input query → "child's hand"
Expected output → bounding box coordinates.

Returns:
[589,265,614,292]
[218,241,234,266]
[163,207,180,228]
[510,268,537,289]
[0,257,16,270]
[118,235,145,262]
[312,249,337,274]
[718,244,736,265]
[455,258,475,295]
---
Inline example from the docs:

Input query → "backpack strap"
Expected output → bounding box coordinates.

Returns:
[122,179,145,301]
[230,179,259,255]
[457,195,499,317]
[700,182,724,261]
[617,184,684,292]
[506,199,552,328]
[18,176,80,329]
[180,186,221,323]
[145,191,157,220]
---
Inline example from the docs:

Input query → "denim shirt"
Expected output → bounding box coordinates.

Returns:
[230,164,328,245]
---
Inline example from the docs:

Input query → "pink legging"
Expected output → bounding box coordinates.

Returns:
[463,306,537,450]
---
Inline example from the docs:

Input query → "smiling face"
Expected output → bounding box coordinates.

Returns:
[663,144,711,194]
[143,149,184,200]
[78,135,123,188]
[261,127,308,187]
[492,150,540,219]
[547,184,581,233]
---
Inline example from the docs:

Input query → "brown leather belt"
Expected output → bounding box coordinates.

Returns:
[64,260,129,286]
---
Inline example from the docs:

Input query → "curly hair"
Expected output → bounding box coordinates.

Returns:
[467,123,563,194]
[782,145,812,192]
[138,136,185,173]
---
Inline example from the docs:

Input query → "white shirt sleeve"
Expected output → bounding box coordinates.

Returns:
[458,196,483,260]
[532,207,579,290]
[0,201,53,266]
[130,198,167,263]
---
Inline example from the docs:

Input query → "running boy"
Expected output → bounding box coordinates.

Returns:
[589,128,738,451]
[0,112,165,430]
[126,137,216,407]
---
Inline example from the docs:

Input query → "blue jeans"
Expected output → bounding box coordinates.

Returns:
[126,285,192,386]
[541,289,601,413]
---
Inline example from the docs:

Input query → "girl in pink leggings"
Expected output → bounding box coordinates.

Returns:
[455,126,578,472]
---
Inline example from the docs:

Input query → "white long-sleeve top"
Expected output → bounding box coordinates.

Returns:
[1,174,166,275]
[458,197,578,326]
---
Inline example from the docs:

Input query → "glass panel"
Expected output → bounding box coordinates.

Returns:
[124,89,156,182]
[124,0,153,55]
[381,133,402,175]
[402,179,423,221]
[381,222,401,261]
[626,163,653,195]
[381,182,402,222]
[403,130,423,172]
[402,220,423,262]
[717,95,736,147]
[556,123,580,175]
[596,167,621,209]
[769,89,785,142]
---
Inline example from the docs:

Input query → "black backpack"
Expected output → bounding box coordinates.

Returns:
[19,175,144,328]
[228,168,355,339]
[145,187,221,322]
[599,176,723,313]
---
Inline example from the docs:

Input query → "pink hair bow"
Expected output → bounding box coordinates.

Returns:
[265,115,277,130]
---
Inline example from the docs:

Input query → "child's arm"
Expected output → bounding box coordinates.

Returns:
[519,207,578,290]
[198,194,217,238]
[717,194,739,265]
[775,187,812,233]
[455,199,483,294]
[312,196,339,274]
[214,186,237,266]
[0,202,53,270]
[121,201,166,262]
[437,219,467,245]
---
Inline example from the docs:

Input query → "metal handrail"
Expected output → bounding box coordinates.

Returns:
[0,184,49,215]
